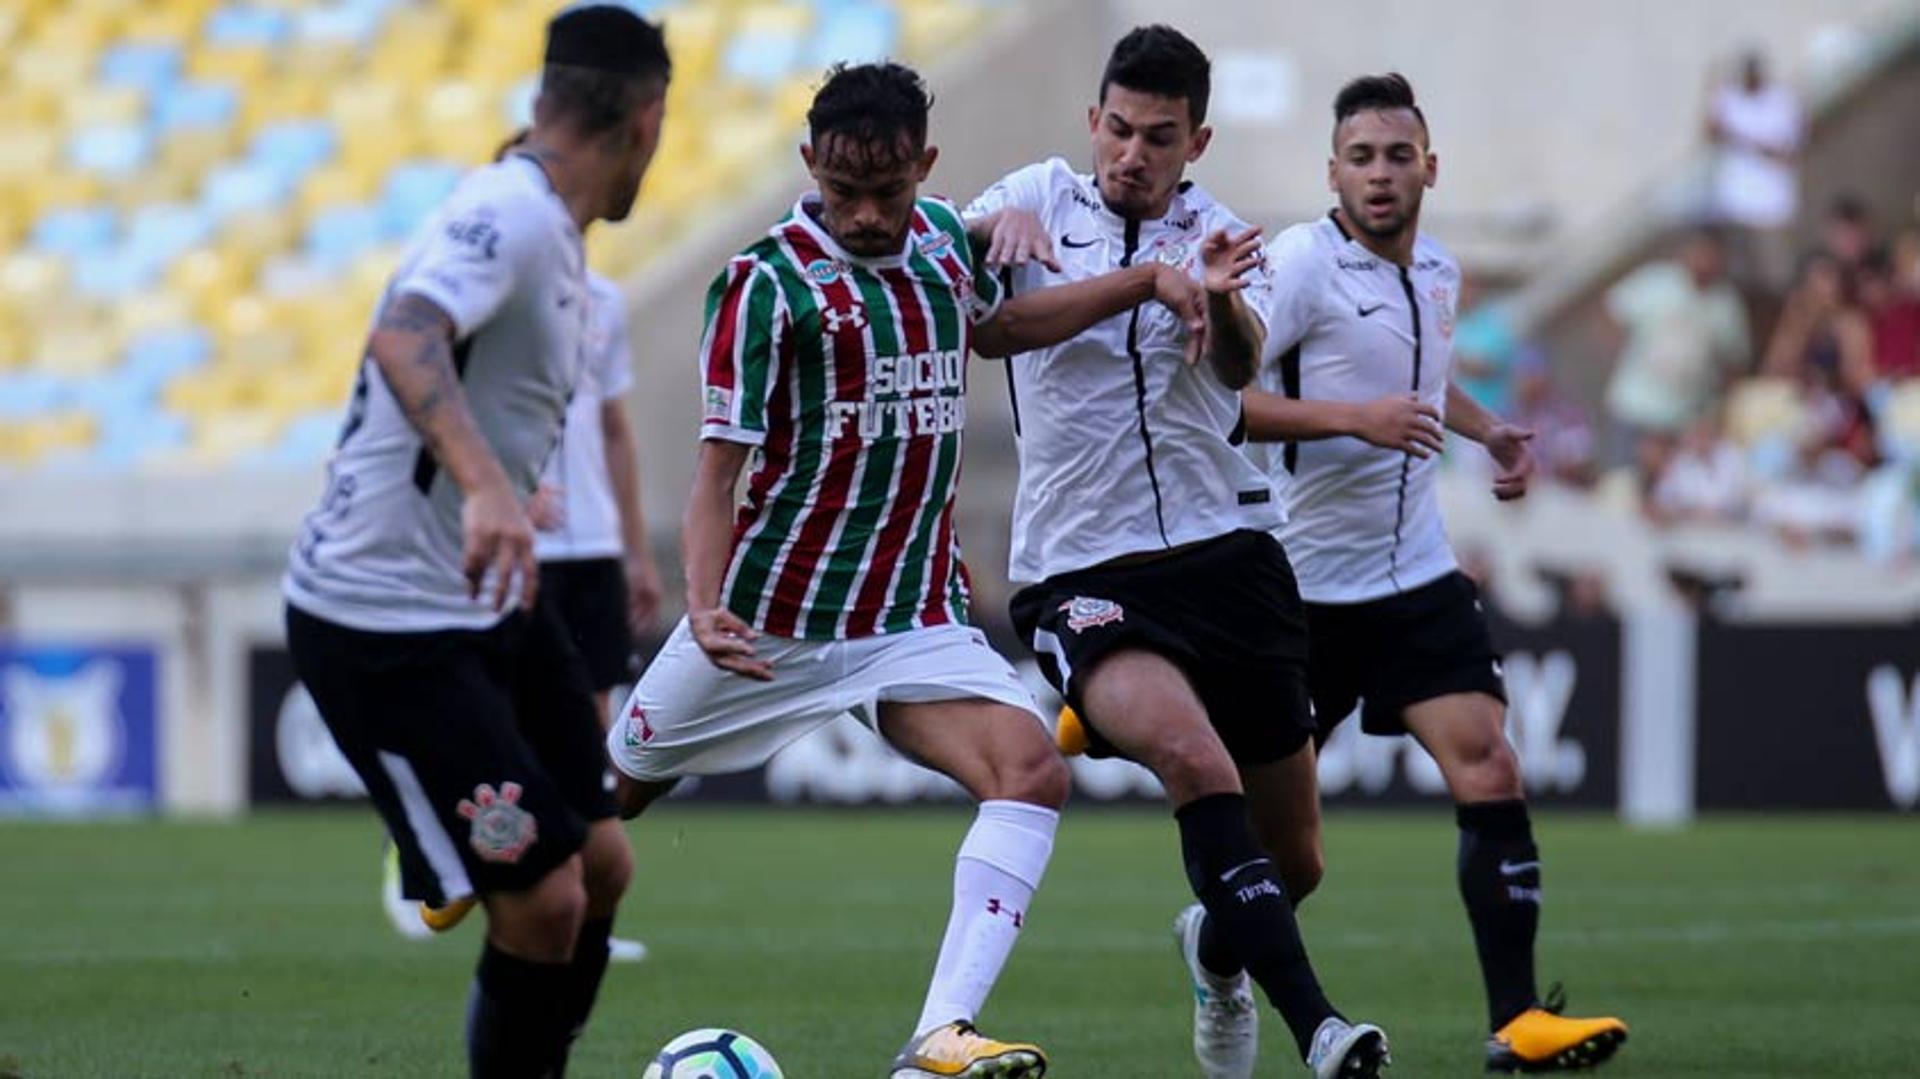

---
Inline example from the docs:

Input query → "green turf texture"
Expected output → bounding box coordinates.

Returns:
[2,809,1915,1077]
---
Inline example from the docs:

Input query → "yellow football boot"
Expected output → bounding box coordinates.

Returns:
[1487,987,1627,1072]
[1054,705,1088,756]
[889,1021,1047,1078]
[419,894,478,933]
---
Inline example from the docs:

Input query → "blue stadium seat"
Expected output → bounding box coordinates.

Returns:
[379,162,462,239]
[307,203,385,271]
[157,81,240,132]
[260,409,342,466]
[122,328,212,388]
[250,120,337,185]
[31,206,119,257]
[205,5,293,47]
[0,372,72,419]
[293,3,387,47]
[127,202,217,265]
[807,3,897,68]
[69,124,156,179]
[73,248,166,301]
[89,407,189,467]
[724,16,807,89]
[99,43,184,96]
[201,160,292,220]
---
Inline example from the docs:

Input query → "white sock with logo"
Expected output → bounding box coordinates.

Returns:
[912,799,1060,1038]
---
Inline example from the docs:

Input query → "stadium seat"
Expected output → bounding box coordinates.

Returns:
[64,85,149,129]
[250,120,337,185]
[200,160,292,222]
[204,4,292,48]
[806,2,896,69]
[68,124,156,180]
[98,41,185,94]
[724,4,812,89]
[306,203,386,273]
[156,80,240,132]
[379,162,462,239]
[31,206,119,258]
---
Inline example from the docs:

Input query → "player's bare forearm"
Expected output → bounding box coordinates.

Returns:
[1241,388,1360,443]
[1444,381,1497,444]
[972,263,1158,358]
[1204,290,1261,390]
[601,401,649,560]
[368,294,510,495]
[682,439,751,611]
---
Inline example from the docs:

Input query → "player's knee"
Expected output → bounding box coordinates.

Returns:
[581,825,634,909]
[1281,842,1325,902]
[1451,733,1523,801]
[493,857,588,959]
[981,736,1072,808]
[1146,731,1237,803]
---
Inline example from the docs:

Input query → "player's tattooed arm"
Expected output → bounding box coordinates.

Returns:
[367,292,536,609]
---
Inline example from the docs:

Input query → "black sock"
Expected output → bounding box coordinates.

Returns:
[466,942,574,1079]
[1177,792,1338,1060]
[550,918,614,1077]
[1196,906,1244,981]
[1457,799,1542,1030]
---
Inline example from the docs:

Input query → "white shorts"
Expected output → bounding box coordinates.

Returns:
[607,619,1045,782]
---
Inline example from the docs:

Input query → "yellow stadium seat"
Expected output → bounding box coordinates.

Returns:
[299,163,381,216]
[280,38,360,80]
[0,319,27,372]
[0,413,97,466]
[159,126,240,176]
[17,173,107,219]
[189,43,272,84]
[0,7,23,50]
[188,406,282,462]
[119,4,202,44]
[30,9,117,51]
[170,247,253,317]
[241,76,328,135]
[64,85,148,129]
[164,365,253,416]
[0,127,61,183]
[419,80,508,163]
[367,9,455,86]
[114,291,197,341]
[661,6,724,88]
[0,253,68,310]
[219,210,301,271]
[901,3,987,63]
[0,85,57,125]
[32,317,122,378]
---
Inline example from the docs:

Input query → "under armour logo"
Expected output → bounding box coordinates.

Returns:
[823,304,868,334]
[985,898,1025,928]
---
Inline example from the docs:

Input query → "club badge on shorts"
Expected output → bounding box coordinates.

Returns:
[624,703,655,747]
[1061,596,1124,633]
[457,781,537,864]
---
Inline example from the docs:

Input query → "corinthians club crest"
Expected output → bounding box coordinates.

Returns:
[1061,596,1125,633]
[457,781,537,864]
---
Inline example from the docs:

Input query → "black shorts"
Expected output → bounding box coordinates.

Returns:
[1306,570,1508,737]
[1010,530,1314,767]
[539,557,636,691]
[286,601,616,905]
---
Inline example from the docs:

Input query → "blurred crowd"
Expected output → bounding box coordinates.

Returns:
[1450,50,1920,567]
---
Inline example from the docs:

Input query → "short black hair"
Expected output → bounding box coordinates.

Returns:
[1332,72,1428,147]
[535,8,671,136]
[807,62,932,169]
[1100,25,1210,127]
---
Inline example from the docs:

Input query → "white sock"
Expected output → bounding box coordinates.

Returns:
[913,799,1060,1037]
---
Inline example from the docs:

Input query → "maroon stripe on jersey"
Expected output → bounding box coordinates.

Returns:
[703,258,754,393]
[841,261,941,636]
[759,225,869,637]
[919,474,961,626]
[733,325,796,546]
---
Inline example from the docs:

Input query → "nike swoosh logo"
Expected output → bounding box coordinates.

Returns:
[1061,235,1097,249]
[1498,859,1540,875]
[1220,857,1271,883]
[1357,302,1385,318]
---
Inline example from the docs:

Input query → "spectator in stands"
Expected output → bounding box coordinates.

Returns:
[1602,227,1751,465]
[1762,251,1875,398]
[1818,194,1876,273]
[1892,226,1920,291]
[1508,352,1596,487]
[1452,272,1518,416]
[1704,49,1803,290]
[1645,410,1748,526]
[1859,249,1920,382]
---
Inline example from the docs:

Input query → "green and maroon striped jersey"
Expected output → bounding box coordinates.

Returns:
[698,195,1003,639]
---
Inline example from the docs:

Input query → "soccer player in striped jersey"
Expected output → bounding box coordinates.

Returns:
[605,63,1213,1079]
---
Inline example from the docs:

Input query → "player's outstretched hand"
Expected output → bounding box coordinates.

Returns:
[1200,226,1263,295]
[1353,393,1445,457]
[690,606,773,681]
[1150,264,1209,365]
[463,483,538,612]
[982,209,1060,272]
[526,484,565,532]
[1487,423,1536,500]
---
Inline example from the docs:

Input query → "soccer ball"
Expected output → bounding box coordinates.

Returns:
[642,1028,785,1079]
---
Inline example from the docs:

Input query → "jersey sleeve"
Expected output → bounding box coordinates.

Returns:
[1258,225,1320,361]
[962,158,1059,221]
[593,287,635,400]
[392,177,537,339]
[698,258,786,446]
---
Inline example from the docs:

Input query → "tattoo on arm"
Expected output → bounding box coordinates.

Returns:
[370,294,481,469]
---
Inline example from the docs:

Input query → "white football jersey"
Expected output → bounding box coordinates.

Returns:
[535,272,635,563]
[1254,213,1462,604]
[285,155,588,631]
[965,157,1282,584]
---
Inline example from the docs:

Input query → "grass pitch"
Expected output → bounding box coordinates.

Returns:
[2,809,1915,1077]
